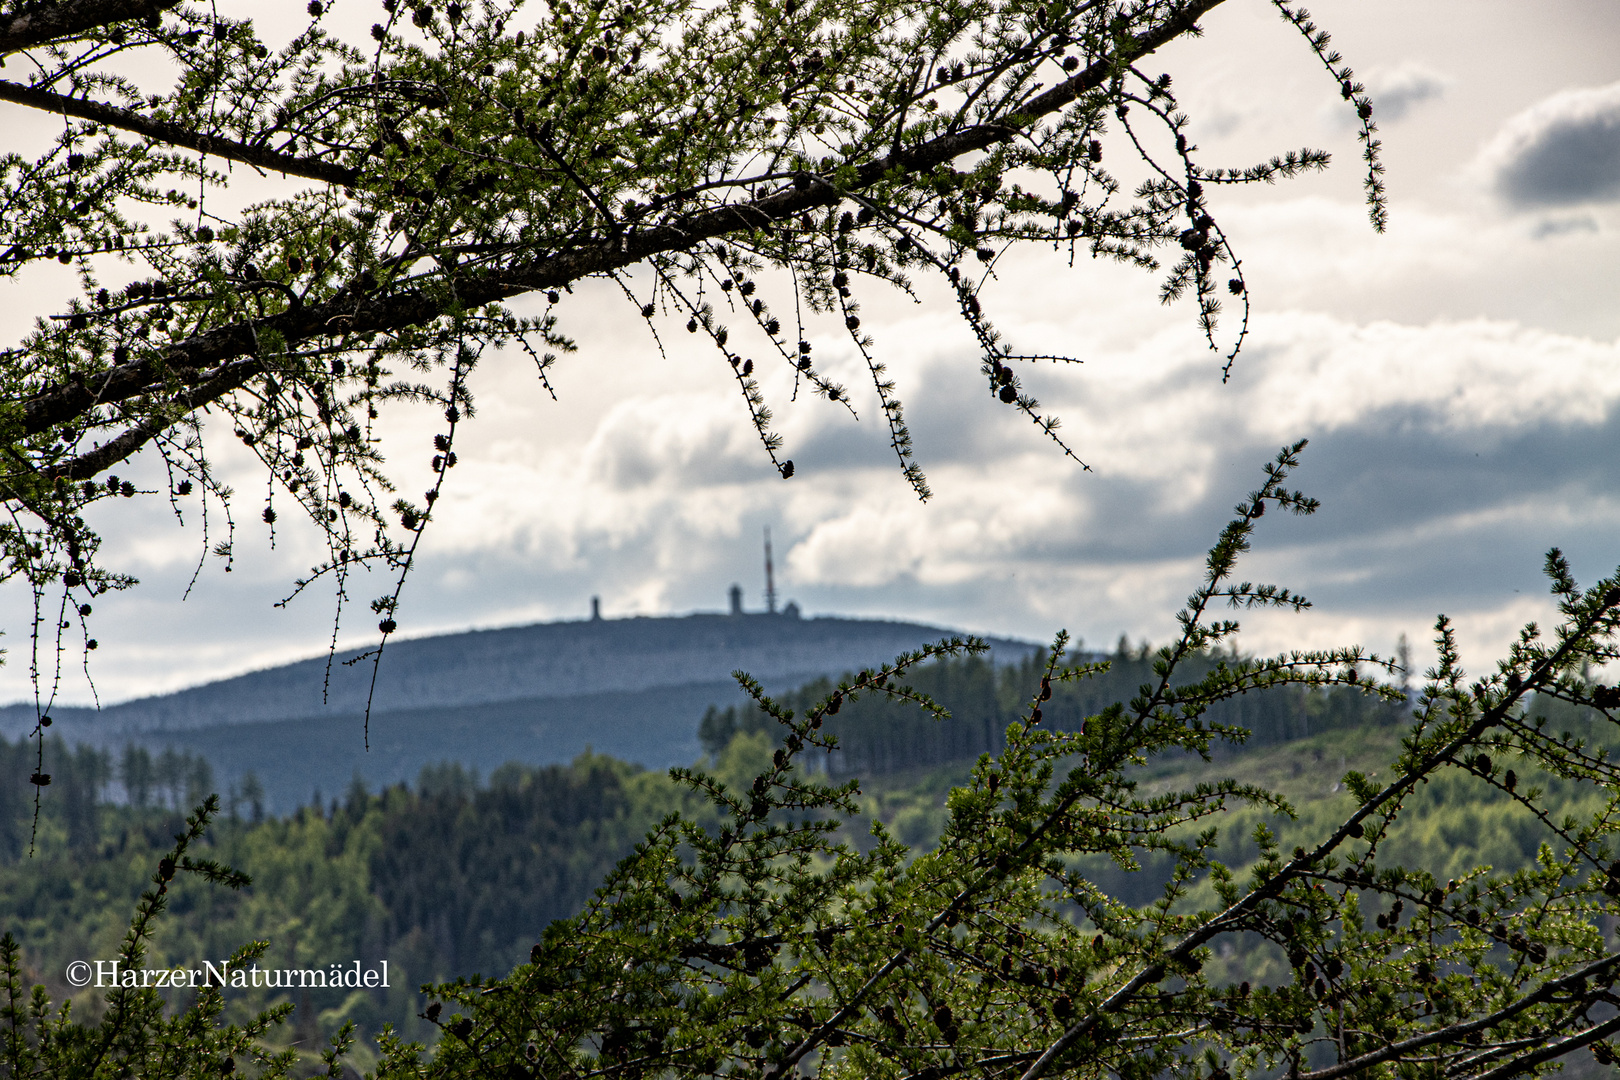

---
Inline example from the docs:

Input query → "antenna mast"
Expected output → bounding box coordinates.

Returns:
[764,528,777,615]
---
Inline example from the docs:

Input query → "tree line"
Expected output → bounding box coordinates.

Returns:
[701,639,1411,776]
[0,737,227,860]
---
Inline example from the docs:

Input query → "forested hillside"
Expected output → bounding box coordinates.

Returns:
[0,749,713,1074]
[2,613,1039,813]
[2,655,1611,1072]
[0,613,1038,737]
[700,638,1411,775]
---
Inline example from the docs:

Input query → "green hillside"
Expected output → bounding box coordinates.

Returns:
[2,654,1612,1074]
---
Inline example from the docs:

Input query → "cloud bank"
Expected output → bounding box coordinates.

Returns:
[1485,82,1620,208]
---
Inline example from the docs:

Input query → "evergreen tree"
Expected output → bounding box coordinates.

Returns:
[381,449,1620,1080]
[120,744,154,809]
[240,771,266,825]
[701,640,1407,776]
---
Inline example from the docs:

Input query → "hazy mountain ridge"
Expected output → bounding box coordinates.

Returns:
[1,613,1040,809]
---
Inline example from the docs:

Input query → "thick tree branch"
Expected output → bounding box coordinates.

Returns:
[0,357,260,506]
[0,78,360,186]
[17,0,1225,473]
[50,421,157,481]
[0,0,175,55]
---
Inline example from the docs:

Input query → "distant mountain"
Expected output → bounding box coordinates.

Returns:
[163,682,751,814]
[2,611,1039,812]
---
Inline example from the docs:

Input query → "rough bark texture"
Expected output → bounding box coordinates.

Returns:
[0,0,177,55]
[0,78,360,185]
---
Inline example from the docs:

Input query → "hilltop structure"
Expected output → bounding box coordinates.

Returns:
[3,609,1037,812]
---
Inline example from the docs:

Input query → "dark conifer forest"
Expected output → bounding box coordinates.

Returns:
[700,641,1411,776]
[5,652,1612,1073]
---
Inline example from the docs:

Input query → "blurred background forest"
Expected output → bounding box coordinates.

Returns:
[5,640,1612,1073]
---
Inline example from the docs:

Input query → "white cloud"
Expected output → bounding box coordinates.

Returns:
[1237,314,1620,434]
[7,17,1620,709]
[583,393,763,491]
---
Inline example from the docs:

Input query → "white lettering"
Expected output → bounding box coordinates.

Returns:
[82,958,389,992]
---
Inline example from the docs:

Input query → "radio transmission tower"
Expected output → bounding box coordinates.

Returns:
[764,528,777,615]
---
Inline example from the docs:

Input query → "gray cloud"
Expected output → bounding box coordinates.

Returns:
[15,329,1620,705]
[1229,410,1620,604]
[1488,82,1620,208]
[1367,65,1448,124]
[1531,215,1600,240]
[1323,64,1447,133]
[14,240,1620,705]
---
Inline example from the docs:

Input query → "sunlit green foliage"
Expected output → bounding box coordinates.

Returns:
[361,446,1620,1080]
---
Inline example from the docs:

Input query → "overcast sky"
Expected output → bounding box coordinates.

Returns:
[4,0,1620,706]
